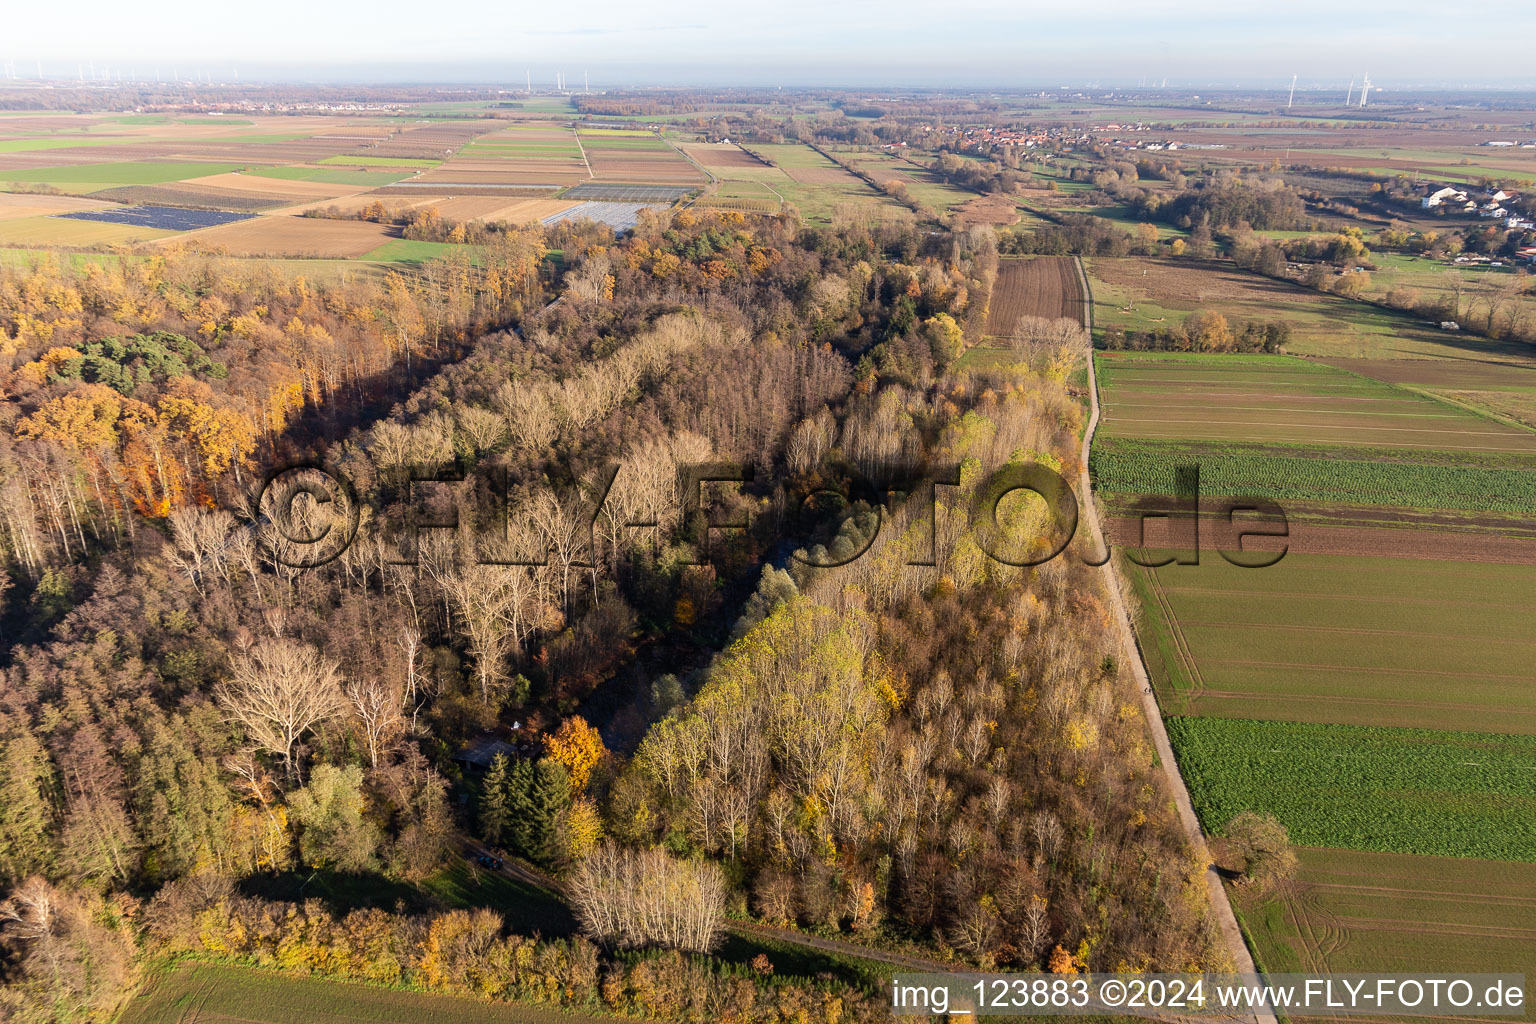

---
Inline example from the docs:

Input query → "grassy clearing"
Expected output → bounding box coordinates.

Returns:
[1092,435,1536,514]
[0,161,243,185]
[1237,847,1536,979]
[1168,716,1536,860]
[1126,553,1536,733]
[1095,352,1536,452]
[1069,204,1188,240]
[418,861,577,935]
[362,239,485,266]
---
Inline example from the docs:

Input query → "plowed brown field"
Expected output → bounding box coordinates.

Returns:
[987,256,1084,335]
[165,216,397,258]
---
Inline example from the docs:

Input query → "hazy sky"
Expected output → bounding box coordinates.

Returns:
[10,0,1536,87]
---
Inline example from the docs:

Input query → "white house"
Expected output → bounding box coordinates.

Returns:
[1422,185,1467,209]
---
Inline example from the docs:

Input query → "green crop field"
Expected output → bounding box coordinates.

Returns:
[120,963,606,1024]
[1095,353,1536,452]
[1237,848,1536,979]
[0,160,244,185]
[1126,553,1536,733]
[1168,716,1536,860]
[1091,436,1536,515]
[0,136,159,154]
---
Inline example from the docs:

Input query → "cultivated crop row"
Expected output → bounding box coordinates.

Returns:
[1091,438,1536,514]
[1168,716,1536,861]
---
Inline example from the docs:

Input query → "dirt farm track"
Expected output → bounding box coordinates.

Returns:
[987,256,1085,336]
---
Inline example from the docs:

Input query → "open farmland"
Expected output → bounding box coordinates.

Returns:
[0,215,177,246]
[1127,553,1536,734]
[167,215,399,258]
[1326,356,1536,432]
[1087,256,1535,362]
[987,256,1085,333]
[0,160,245,188]
[1167,716,1536,861]
[578,129,704,184]
[682,142,774,170]
[182,171,374,200]
[1240,848,1536,984]
[0,192,118,220]
[120,963,608,1024]
[692,179,782,213]
[835,148,978,215]
[1095,352,1536,452]
[245,167,414,187]
[734,142,900,225]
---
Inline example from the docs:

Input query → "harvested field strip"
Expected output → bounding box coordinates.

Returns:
[168,216,398,258]
[0,193,117,220]
[0,216,177,246]
[987,256,1085,331]
[245,167,412,186]
[180,172,368,199]
[1126,552,1536,733]
[1240,848,1536,987]
[1167,716,1536,860]
[1096,353,1536,451]
[90,185,290,211]
[1091,437,1536,513]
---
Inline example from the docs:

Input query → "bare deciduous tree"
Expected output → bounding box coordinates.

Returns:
[167,507,235,594]
[215,640,344,781]
[346,675,404,769]
[428,560,542,703]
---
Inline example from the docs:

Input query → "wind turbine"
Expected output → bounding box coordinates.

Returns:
[1345,78,1354,106]
[1288,74,1297,109]
[1359,73,1371,107]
